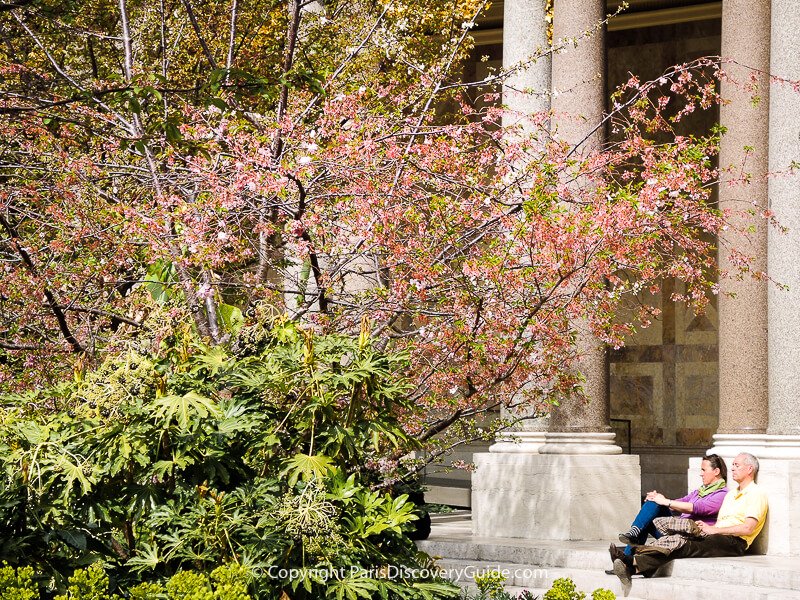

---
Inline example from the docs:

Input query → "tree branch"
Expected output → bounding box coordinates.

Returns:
[226,0,239,76]
[0,214,85,353]
[180,0,219,69]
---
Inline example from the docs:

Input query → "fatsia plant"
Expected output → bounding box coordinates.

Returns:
[0,309,457,599]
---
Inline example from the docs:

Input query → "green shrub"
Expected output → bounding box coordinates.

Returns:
[542,578,614,600]
[474,570,507,599]
[0,563,37,600]
[543,578,585,600]
[0,314,458,599]
[54,563,116,600]
[128,582,165,599]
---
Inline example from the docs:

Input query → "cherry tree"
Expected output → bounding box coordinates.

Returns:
[0,0,739,451]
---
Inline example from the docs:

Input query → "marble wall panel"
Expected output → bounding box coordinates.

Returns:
[607,19,721,454]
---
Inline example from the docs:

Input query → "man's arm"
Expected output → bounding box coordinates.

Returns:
[696,517,759,537]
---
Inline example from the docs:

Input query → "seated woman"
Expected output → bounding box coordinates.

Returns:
[608,454,728,568]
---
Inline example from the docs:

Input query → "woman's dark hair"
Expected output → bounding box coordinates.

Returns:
[703,453,728,482]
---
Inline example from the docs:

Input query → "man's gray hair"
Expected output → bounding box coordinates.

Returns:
[738,452,760,477]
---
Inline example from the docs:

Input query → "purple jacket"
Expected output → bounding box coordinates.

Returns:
[676,487,728,525]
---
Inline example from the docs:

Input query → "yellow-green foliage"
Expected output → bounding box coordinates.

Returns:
[166,565,252,600]
[209,565,251,600]
[542,578,616,600]
[75,350,159,415]
[474,570,506,599]
[0,563,37,600]
[544,578,585,600]
[11,563,254,600]
[165,571,209,600]
[127,582,164,599]
[54,563,118,600]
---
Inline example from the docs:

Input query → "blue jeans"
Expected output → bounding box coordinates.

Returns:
[624,500,672,556]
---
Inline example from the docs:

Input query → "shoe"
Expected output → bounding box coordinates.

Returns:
[608,543,625,564]
[613,558,633,597]
[618,526,641,546]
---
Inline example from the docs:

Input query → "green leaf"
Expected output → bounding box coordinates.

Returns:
[411,581,461,599]
[326,575,380,600]
[128,96,142,114]
[190,345,231,377]
[153,391,220,431]
[208,97,228,111]
[218,303,244,335]
[54,529,88,551]
[165,122,181,142]
[282,453,334,486]
[55,454,95,497]
[125,542,162,574]
[144,260,177,304]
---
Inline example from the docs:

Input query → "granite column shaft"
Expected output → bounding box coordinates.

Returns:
[715,0,770,438]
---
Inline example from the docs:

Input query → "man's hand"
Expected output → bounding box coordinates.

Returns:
[696,521,715,535]
[697,517,758,538]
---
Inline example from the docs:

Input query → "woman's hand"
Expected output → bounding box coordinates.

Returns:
[648,492,669,506]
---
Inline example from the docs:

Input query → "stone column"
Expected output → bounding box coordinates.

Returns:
[501,0,550,126]
[550,0,605,149]
[709,0,770,458]
[758,1,800,556]
[490,0,552,453]
[540,0,619,454]
[704,0,800,558]
[767,0,800,442]
[472,0,639,540]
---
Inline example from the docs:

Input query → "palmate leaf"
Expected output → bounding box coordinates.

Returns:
[282,453,334,486]
[40,453,95,500]
[409,581,461,599]
[189,345,232,377]
[326,574,382,600]
[217,303,244,336]
[286,566,328,594]
[125,542,162,574]
[153,392,221,431]
[216,401,262,436]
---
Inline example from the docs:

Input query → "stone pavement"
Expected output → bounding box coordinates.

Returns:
[416,512,800,600]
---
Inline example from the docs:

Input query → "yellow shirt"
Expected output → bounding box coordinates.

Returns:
[715,481,768,548]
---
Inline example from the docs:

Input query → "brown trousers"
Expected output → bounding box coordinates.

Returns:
[635,534,747,577]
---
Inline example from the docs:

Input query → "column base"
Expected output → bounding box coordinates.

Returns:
[489,431,547,453]
[471,453,640,540]
[708,433,800,459]
[539,431,622,455]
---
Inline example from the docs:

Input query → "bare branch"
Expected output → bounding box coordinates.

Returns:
[180,0,219,69]
[0,214,85,354]
[226,0,239,75]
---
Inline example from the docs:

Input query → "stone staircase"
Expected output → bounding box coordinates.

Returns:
[416,513,800,600]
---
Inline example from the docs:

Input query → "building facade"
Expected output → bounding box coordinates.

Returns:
[459,0,800,556]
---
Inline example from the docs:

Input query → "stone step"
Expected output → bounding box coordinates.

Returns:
[438,558,646,599]
[417,529,800,600]
[420,536,800,590]
[434,557,800,600]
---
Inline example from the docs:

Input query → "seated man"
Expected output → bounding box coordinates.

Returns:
[612,452,768,596]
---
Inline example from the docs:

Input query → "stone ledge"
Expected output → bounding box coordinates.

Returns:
[417,518,800,599]
[432,557,800,600]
